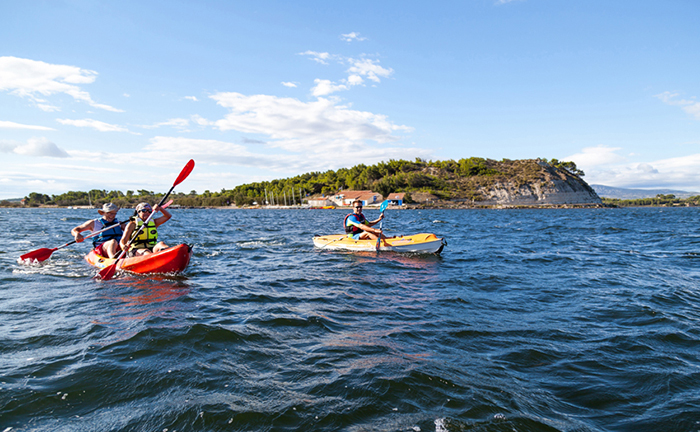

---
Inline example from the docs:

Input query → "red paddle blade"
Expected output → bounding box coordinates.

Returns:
[174,159,195,188]
[19,247,55,262]
[97,263,118,280]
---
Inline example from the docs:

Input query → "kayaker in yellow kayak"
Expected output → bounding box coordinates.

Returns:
[120,202,171,257]
[344,199,387,243]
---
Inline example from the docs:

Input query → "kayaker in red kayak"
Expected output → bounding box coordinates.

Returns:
[70,203,127,258]
[120,202,172,257]
[344,199,387,243]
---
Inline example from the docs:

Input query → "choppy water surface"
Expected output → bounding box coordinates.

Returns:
[2,208,700,431]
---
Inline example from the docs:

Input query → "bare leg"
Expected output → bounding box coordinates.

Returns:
[104,239,121,258]
[153,242,169,253]
[133,248,152,256]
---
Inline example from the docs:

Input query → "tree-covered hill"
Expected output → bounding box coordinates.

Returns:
[226,157,588,206]
[11,157,592,208]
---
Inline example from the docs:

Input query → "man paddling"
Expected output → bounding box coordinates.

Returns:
[344,199,387,243]
[120,202,171,256]
[70,203,126,258]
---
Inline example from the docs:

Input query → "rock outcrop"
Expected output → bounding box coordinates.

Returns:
[475,160,602,206]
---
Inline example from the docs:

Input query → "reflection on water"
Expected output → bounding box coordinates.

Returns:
[91,277,193,344]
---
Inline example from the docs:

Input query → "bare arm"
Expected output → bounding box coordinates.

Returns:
[152,205,172,227]
[348,219,382,235]
[366,213,385,226]
[120,221,136,250]
[70,220,95,243]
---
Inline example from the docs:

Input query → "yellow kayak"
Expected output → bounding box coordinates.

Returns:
[313,233,446,254]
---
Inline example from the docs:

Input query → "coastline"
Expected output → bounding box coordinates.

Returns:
[7,202,700,210]
[0,204,621,210]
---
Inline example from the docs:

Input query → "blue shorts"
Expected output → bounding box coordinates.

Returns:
[348,233,362,240]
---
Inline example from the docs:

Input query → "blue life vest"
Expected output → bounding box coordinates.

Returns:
[344,213,367,234]
[92,218,123,247]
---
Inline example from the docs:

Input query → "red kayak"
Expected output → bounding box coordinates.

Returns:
[85,244,193,275]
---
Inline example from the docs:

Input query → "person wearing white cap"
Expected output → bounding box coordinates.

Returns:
[70,203,127,258]
[120,202,171,256]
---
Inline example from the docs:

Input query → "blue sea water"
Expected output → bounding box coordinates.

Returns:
[2,207,699,431]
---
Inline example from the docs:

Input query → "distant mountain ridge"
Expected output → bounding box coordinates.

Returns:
[591,184,699,199]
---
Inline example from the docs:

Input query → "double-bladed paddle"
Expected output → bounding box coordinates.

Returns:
[97,160,195,280]
[18,199,174,263]
[375,200,389,251]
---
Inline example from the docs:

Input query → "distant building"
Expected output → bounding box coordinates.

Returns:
[308,197,334,207]
[386,193,405,206]
[330,190,383,207]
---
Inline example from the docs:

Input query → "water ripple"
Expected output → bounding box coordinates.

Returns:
[2,208,700,431]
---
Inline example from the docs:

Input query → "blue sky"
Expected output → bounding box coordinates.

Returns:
[2,0,700,199]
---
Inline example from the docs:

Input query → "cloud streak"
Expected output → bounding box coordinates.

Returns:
[655,91,700,120]
[340,32,367,42]
[0,56,123,112]
[57,118,130,132]
[0,137,70,158]
[0,120,55,130]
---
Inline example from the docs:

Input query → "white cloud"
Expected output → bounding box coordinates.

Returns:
[140,115,215,130]
[141,118,191,130]
[210,91,412,145]
[346,58,393,84]
[0,137,70,158]
[655,91,700,120]
[340,32,367,42]
[574,151,700,191]
[0,56,123,112]
[311,79,348,97]
[282,82,297,88]
[0,120,55,131]
[184,96,198,101]
[299,51,334,65]
[0,141,17,153]
[37,103,61,112]
[191,115,213,126]
[347,75,364,86]
[201,92,428,171]
[57,118,129,132]
[300,50,393,91]
[564,145,625,168]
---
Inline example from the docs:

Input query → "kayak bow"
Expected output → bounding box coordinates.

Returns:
[313,233,445,254]
[86,244,193,275]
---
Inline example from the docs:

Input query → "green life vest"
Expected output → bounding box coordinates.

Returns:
[131,219,158,249]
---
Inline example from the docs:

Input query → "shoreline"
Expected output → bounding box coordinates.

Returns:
[7,203,698,210]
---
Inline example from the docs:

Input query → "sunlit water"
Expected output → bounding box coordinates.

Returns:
[2,208,699,431]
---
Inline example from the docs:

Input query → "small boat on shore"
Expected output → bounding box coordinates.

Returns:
[85,244,193,275]
[313,233,445,254]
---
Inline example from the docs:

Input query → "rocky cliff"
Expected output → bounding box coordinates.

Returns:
[410,158,602,207]
[475,160,602,206]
